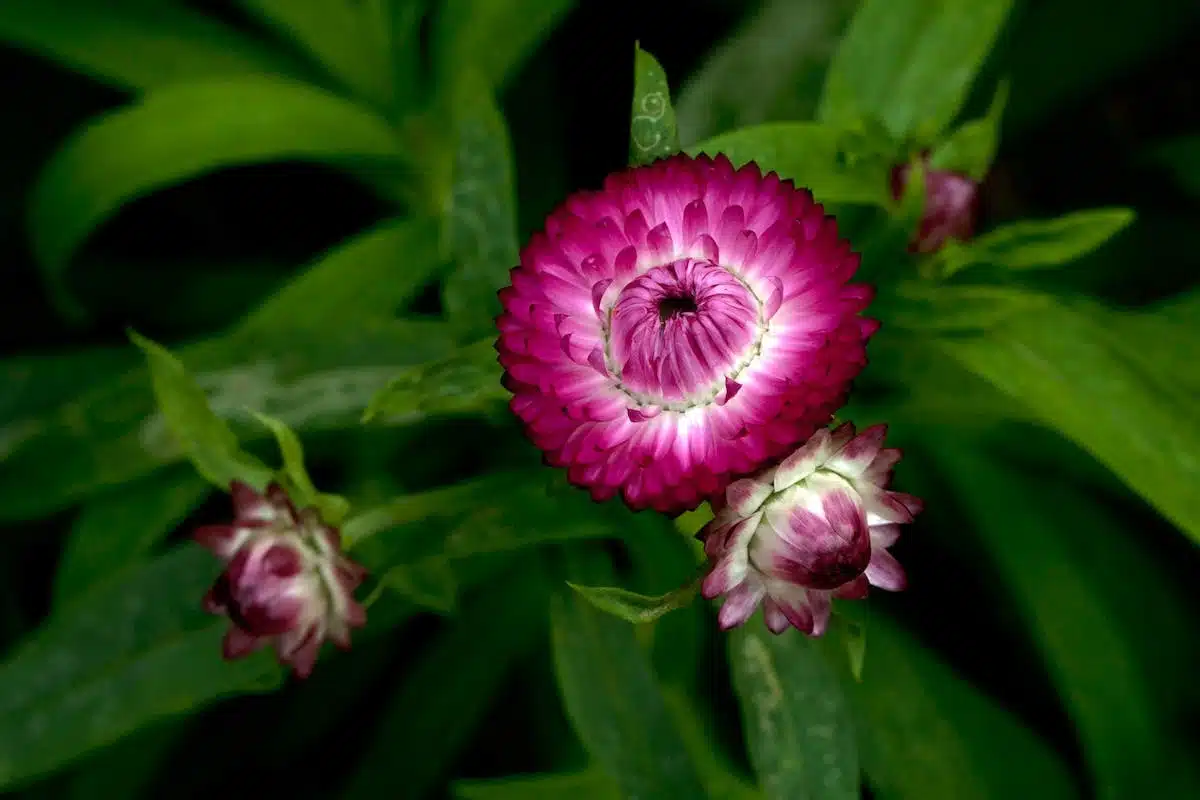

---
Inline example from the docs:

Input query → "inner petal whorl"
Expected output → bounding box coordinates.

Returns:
[608,258,760,405]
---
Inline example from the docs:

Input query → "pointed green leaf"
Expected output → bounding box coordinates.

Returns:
[455,769,621,800]
[0,320,456,522]
[933,444,1198,797]
[929,81,1009,180]
[551,560,708,799]
[847,613,1077,798]
[236,0,394,108]
[441,73,520,337]
[936,208,1135,276]
[434,0,574,90]
[936,298,1200,544]
[885,282,1053,332]
[567,581,698,625]
[31,76,407,319]
[362,337,507,424]
[730,622,858,800]
[0,0,303,92]
[630,45,679,165]
[819,0,1015,139]
[0,545,282,790]
[129,331,272,491]
[689,122,893,207]
[53,468,210,608]
[247,411,348,524]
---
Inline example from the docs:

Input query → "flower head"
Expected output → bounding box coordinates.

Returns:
[496,154,877,514]
[890,160,979,254]
[700,423,920,635]
[195,481,367,678]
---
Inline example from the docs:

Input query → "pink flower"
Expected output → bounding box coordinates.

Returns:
[700,423,920,635]
[890,160,979,254]
[496,154,877,514]
[195,482,367,678]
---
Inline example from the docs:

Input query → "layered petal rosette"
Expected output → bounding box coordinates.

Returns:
[496,154,878,514]
[700,423,920,635]
[195,481,367,678]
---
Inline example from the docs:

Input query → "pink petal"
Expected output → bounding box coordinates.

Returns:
[865,548,907,591]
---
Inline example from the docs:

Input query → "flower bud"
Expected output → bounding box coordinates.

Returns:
[195,481,367,678]
[890,160,979,254]
[700,423,920,636]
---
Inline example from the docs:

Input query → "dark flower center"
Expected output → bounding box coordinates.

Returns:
[657,294,698,322]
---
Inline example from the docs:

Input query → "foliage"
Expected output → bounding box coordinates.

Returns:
[0,0,1197,797]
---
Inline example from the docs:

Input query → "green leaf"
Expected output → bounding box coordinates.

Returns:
[0,0,303,92]
[455,769,621,800]
[660,688,763,800]
[440,74,520,338]
[0,545,282,790]
[567,581,698,625]
[379,557,459,614]
[629,45,679,165]
[30,75,407,319]
[675,0,859,143]
[551,561,708,799]
[929,81,1009,180]
[341,561,549,798]
[433,0,574,89]
[936,298,1200,544]
[846,613,1077,798]
[236,218,447,337]
[0,320,457,522]
[884,282,1053,332]
[730,623,858,800]
[64,722,187,800]
[236,0,393,108]
[819,0,1015,139]
[129,331,272,491]
[53,467,211,608]
[0,346,134,424]
[247,410,348,524]
[362,337,507,424]
[689,122,893,207]
[936,208,1135,276]
[1147,135,1200,199]
[933,444,1197,797]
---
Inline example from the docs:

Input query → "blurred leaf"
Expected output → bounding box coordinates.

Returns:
[928,81,1009,181]
[1099,290,1200,398]
[30,76,406,320]
[455,769,621,800]
[130,331,272,491]
[937,298,1200,544]
[1147,135,1200,199]
[341,561,548,798]
[934,444,1195,798]
[0,544,282,790]
[362,337,506,423]
[936,209,1135,276]
[236,0,393,108]
[379,557,458,614]
[236,218,447,337]
[660,688,762,800]
[0,346,133,424]
[551,559,708,799]
[65,722,186,800]
[53,468,210,608]
[819,0,1014,139]
[567,581,697,625]
[433,0,574,89]
[629,45,679,165]
[689,122,892,207]
[730,623,858,800]
[676,0,859,143]
[387,0,427,110]
[845,612,1077,798]
[885,282,1052,332]
[248,411,348,524]
[441,73,520,338]
[0,0,303,92]
[0,321,456,522]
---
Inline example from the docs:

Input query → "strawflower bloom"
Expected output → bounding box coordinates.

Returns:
[890,159,979,254]
[700,423,920,635]
[496,154,877,514]
[196,481,367,678]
